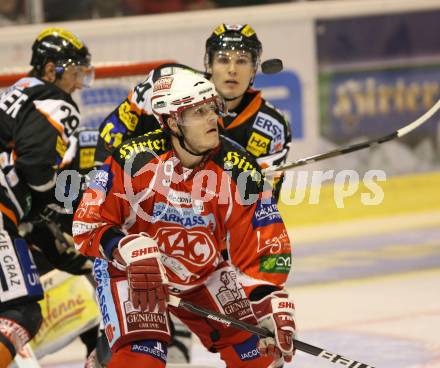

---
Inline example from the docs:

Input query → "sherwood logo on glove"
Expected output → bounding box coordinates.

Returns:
[278,301,295,309]
[131,246,159,258]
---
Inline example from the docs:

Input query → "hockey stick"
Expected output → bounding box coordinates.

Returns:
[263,98,440,174]
[168,295,375,368]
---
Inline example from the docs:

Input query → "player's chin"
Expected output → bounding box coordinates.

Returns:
[205,133,220,149]
[210,136,220,149]
[221,86,244,99]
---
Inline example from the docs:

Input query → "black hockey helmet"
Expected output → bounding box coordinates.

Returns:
[30,27,91,77]
[204,24,262,69]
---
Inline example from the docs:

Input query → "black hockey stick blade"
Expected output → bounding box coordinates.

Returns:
[168,295,375,367]
[264,98,440,173]
[261,58,283,74]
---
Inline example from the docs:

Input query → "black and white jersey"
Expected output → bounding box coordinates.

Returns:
[218,89,291,200]
[0,77,80,222]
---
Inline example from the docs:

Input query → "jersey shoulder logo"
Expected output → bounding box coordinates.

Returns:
[33,99,80,139]
[117,129,169,166]
[117,100,140,131]
[0,77,43,119]
[218,137,263,186]
[0,87,29,119]
[246,131,270,157]
[252,111,286,154]
[253,111,285,141]
[129,72,154,114]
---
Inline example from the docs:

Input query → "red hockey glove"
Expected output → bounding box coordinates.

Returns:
[113,234,169,313]
[251,290,296,363]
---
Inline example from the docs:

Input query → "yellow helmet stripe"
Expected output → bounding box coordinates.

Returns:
[37,27,83,50]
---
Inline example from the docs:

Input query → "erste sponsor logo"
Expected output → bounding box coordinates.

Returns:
[253,112,284,145]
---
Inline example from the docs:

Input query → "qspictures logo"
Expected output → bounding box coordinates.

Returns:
[57,146,388,220]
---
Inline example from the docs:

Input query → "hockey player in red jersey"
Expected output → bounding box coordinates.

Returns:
[73,71,296,367]
[0,27,92,366]
[91,22,291,366]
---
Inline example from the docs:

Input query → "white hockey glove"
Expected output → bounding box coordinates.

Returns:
[251,290,296,363]
[113,234,169,313]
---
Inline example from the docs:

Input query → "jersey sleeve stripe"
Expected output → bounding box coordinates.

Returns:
[0,203,18,226]
[27,173,57,192]
[35,106,64,136]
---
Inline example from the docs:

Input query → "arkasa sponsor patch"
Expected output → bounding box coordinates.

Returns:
[246,132,270,157]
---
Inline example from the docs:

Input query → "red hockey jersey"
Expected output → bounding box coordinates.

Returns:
[73,129,291,295]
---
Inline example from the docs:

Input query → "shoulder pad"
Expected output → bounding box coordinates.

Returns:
[12,77,45,91]
[0,78,44,120]
[128,71,154,114]
[260,100,289,124]
[215,137,264,200]
[115,129,170,175]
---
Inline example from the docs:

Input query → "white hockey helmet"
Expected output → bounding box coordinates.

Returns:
[151,70,225,127]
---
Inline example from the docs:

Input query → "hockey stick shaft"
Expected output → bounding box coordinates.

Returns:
[264,98,440,173]
[168,295,375,368]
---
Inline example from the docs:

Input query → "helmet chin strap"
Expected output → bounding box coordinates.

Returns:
[174,125,210,157]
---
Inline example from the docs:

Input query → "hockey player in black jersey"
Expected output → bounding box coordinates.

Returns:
[204,23,291,200]
[0,27,92,366]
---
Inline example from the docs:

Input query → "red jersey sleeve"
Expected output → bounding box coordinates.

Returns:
[72,155,130,258]
[223,176,291,296]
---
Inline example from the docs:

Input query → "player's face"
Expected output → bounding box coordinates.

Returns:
[55,64,94,94]
[209,50,255,100]
[179,100,220,153]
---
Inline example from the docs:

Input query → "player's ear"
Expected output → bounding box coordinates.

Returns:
[206,61,213,75]
[43,62,57,82]
[251,69,256,81]
[167,117,179,135]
